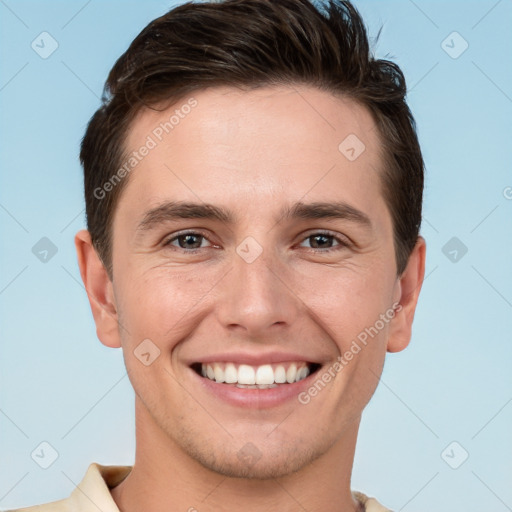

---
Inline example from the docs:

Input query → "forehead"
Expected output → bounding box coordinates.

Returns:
[119,85,386,222]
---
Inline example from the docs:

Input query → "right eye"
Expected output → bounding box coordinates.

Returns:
[163,232,213,251]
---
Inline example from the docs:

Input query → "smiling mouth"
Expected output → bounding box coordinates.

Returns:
[191,362,321,389]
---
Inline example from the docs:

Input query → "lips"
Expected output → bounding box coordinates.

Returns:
[186,352,323,408]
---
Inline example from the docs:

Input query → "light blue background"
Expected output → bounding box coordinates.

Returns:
[1,1,511,510]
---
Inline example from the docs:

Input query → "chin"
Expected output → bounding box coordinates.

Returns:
[178,433,326,480]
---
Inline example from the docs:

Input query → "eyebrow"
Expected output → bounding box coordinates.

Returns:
[136,200,372,232]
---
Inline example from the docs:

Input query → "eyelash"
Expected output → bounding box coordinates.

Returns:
[162,230,350,253]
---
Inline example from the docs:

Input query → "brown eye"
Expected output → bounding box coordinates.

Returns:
[298,232,347,251]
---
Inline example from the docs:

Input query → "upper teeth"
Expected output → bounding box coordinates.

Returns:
[201,362,310,385]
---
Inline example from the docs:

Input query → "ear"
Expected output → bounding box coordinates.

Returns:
[74,229,121,348]
[387,236,426,353]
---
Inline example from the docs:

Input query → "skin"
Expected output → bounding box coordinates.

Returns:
[75,85,426,512]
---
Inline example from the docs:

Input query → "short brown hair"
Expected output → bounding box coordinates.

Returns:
[80,0,423,277]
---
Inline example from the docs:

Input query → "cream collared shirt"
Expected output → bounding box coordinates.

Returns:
[8,463,392,512]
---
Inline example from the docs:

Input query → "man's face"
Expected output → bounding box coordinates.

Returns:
[109,85,403,478]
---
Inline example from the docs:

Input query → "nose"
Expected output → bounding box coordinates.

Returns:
[215,247,301,336]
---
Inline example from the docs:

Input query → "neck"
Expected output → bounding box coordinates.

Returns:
[111,398,361,512]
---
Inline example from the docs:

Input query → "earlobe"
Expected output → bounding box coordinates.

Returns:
[387,236,426,353]
[74,229,122,349]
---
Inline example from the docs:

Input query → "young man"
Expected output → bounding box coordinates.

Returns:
[12,0,425,510]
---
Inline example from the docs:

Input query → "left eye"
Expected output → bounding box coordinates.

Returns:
[299,233,342,250]
[166,233,211,250]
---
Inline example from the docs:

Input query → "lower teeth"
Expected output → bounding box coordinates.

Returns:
[235,383,279,389]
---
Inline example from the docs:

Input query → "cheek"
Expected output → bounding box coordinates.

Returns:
[114,265,223,346]
[113,269,209,407]
[288,261,393,349]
